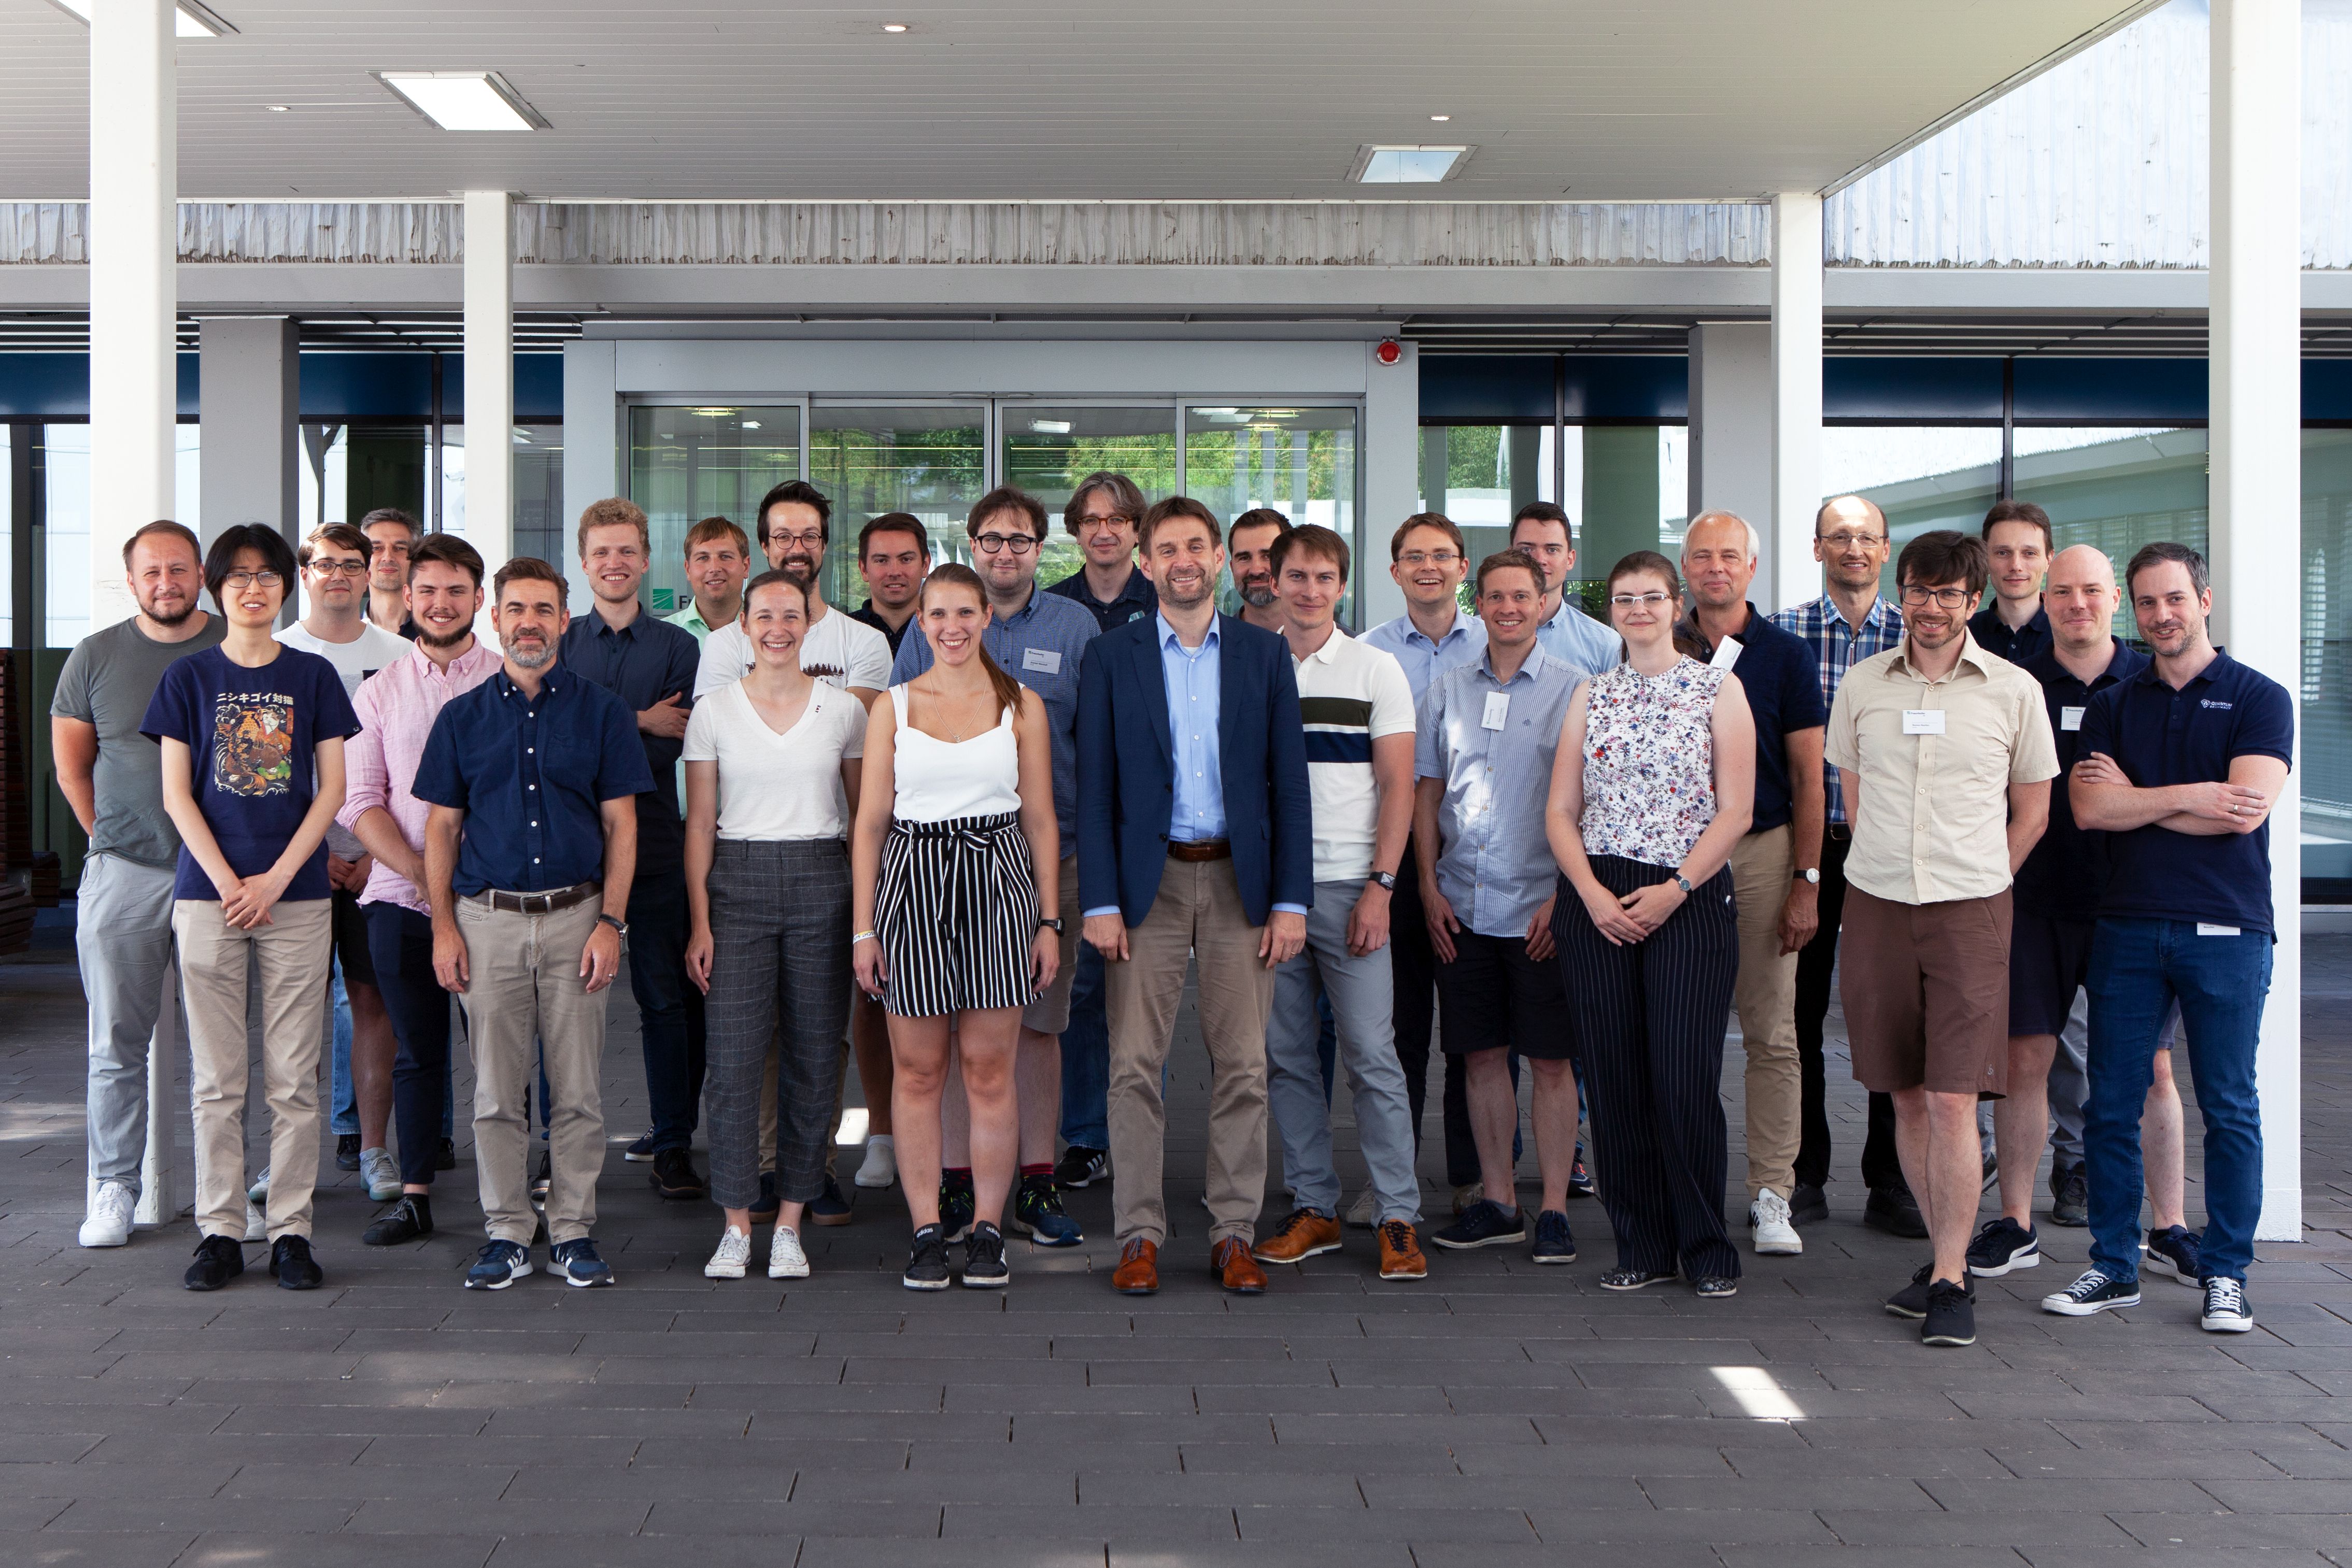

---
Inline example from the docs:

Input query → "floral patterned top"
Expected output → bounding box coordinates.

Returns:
[1579,657,1725,868]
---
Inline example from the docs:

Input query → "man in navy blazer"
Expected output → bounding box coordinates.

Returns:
[1078,496,1313,1296]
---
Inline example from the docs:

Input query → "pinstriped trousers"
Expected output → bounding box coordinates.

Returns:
[704,839,852,1210]
[1553,858,1742,1282]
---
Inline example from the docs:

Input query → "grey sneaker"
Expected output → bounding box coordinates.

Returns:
[359,1147,402,1203]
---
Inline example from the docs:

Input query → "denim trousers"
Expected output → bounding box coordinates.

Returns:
[1058,942,1111,1150]
[628,869,708,1153]
[2084,916,2271,1283]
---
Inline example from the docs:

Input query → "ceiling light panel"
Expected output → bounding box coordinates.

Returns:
[46,0,235,36]
[1348,145,1471,184]
[375,71,548,132]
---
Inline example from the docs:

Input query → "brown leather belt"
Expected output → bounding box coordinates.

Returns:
[474,880,601,915]
[1167,839,1232,863]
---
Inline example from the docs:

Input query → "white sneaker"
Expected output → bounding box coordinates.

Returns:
[854,1135,897,1189]
[768,1224,810,1279]
[246,1167,271,1204]
[243,1201,268,1243]
[1345,1188,1379,1229]
[360,1147,402,1203]
[78,1180,136,1248]
[703,1225,752,1279]
[1750,1189,1804,1256]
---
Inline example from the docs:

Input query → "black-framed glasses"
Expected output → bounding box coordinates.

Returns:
[1899,584,1973,609]
[974,533,1039,555]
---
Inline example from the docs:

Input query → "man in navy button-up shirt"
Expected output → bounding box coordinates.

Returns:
[415,557,651,1287]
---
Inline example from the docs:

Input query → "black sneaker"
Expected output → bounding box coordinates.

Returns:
[1965,1216,2041,1277]
[939,1171,977,1244]
[902,1223,951,1291]
[1921,1277,1976,1347]
[335,1132,363,1172]
[623,1129,657,1163]
[1788,1182,1830,1226]
[2048,1160,2088,1228]
[2200,1276,2254,1334]
[363,1194,433,1247]
[1011,1174,1083,1247]
[962,1221,1010,1289]
[529,1149,552,1205]
[1597,1267,1677,1291]
[1530,1209,1577,1264]
[1053,1145,1109,1189]
[272,1234,323,1290]
[1863,1185,1929,1239]
[1430,1200,1528,1251]
[1567,1147,1596,1199]
[434,1136,458,1172]
[2041,1268,2140,1316]
[748,1171,780,1226]
[650,1148,706,1201]
[2144,1225,2203,1285]
[183,1234,244,1291]
[807,1174,854,1227]
[1885,1262,1936,1320]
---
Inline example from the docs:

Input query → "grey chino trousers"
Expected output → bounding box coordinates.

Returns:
[78,854,181,1200]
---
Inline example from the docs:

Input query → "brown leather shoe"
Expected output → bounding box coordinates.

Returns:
[1112,1237,1159,1295]
[1253,1206,1342,1264]
[1377,1219,1428,1281]
[1211,1236,1268,1294]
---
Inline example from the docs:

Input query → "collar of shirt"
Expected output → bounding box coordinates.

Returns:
[1674,601,1759,652]
[1405,608,1475,648]
[1294,625,1350,668]
[494,665,566,703]
[2025,637,2141,694]
[1157,609,1220,658]
[2128,646,2234,693]
[1478,642,1550,686]
[1887,631,1996,685]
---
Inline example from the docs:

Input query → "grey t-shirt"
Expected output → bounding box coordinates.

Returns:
[51,614,228,869]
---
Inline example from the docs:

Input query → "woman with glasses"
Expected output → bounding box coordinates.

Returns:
[685,570,869,1282]
[1545,551,1756,1298]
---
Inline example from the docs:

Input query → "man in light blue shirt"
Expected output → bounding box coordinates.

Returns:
[1512,502,1621,675]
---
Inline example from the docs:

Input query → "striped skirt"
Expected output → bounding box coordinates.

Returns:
[874,812,1040,1018]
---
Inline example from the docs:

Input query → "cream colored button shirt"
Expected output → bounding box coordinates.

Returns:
[1823,634,2057,906]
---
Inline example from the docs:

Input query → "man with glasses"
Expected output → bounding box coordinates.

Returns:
[695,480,891,706]
[360,508,422,639]
[1048,470,1158,634]
[1769,496,1922,1238]
[892,487,1100,1246]
[1826,530,2055,1349]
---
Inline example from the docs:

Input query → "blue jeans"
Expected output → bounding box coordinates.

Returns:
[1058,942,1111,1150]
[330,965,358,1136]
[2085,917,2271,1284]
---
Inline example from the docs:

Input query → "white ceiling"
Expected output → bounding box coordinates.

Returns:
[3,2,2149,204]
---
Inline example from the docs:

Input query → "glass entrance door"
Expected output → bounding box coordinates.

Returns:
[807,405,987,607]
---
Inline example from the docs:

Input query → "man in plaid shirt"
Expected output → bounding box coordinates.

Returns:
[1769,495,1923,1241]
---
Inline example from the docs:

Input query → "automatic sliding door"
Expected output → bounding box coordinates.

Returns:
[1185,405,1360,617]
[809,405,986,607]
[629,406,803,616]
[1002,405,1178,587]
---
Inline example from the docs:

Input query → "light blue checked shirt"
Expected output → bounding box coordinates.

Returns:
[1767,592,1905,825]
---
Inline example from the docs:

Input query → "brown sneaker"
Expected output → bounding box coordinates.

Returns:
[1210,1236,1268,1294]
[1252,1206,1342,1265]
[1377,1219,1428,1281]
[1111,1237,1159,1295]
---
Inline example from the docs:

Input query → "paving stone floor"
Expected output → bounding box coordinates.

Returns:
[2,901,2349,1567]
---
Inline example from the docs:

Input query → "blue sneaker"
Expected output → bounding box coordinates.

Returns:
[1531,1209,1577,1264]
[2144,1225,2203,1285]
[1011,1175,1083,1247]
[1567,1147,1596,1199]
[939,1171,977,1245]
[464,1239,532,1291]
[1430,1199,1527,1251]
[550,1237,614,1288]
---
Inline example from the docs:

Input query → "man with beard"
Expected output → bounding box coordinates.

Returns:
[1510,502,1621,676]
[359,508,422,639]
[695,481,890,704]
[58,521,225,1249]
[1826,529,2055,1349]
[1226,508,1291,633]
[851,512,930,655]
[417,557,653,1290]
[338,534,504,1246]
[665,516,751,647]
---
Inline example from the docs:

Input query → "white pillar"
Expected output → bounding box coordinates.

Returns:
[2210,0,2303,1244]
[464,190,515,598]
[1688,320,1776,600]
[87,0,177,636]
[196,314,300,567]
[1360,337,1421,630]
[1769,193,1824,614]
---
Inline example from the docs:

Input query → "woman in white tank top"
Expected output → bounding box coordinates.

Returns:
[851,565,1060,1291]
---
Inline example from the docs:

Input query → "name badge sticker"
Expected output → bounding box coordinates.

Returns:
[1902,709,1947,736]
[1022,647,1062,675]
[2061,705,2085,732]
[1481,692,1511,731]
[1709,636,1742,672]
[2195,923,2241,937]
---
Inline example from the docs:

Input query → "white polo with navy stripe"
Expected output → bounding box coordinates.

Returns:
[1292,628,1418,886]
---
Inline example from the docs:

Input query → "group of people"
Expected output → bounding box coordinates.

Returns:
[55,471,2287,1347]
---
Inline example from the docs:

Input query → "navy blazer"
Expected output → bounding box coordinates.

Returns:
[1076,612,1314,927]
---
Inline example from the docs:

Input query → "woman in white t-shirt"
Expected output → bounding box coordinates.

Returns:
[684,571,869,1284]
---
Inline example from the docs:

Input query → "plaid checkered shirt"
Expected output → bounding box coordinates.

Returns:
[1767,592,1905,825]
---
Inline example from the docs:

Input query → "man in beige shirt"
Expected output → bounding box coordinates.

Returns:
[1825,529,2056,1350]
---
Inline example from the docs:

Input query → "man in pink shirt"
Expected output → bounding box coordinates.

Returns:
[337,535,504,1245]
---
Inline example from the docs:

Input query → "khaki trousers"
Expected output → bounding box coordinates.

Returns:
[173,897,333,1243]
[1104,857,1276,1247]
[456,895,607,1246]
[1728,825,1802,1200]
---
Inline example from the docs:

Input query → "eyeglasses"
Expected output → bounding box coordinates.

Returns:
[222,570,285,590]
[306,560,369,578]
[1607,591,1674,609]
[1078,513,1136,530]
[1900,584,1974,609]
[768,531,825,550]
[974,533,1039,555]
[1398,550,1462,568]
[1818,531,1888,550]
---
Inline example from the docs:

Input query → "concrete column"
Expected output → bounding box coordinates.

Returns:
[463,190,515,595]
[1359,337,1420,629]
[562,338,617,615]
[1769,193,1824,614]
[2210,0,2303,1243]
[196,317,299,614]
[1688,320,1776,597]
[86,0,177,637]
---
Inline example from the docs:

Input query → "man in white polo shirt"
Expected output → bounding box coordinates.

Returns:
[1249,525,1426,1282]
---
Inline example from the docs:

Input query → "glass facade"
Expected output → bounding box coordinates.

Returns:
[2301,430,2352,865]
[1418,423,1688,601]
[1820,425,2006,601]
[1001,405,1179,589]
[808,405,986,608]
[628,406,802,616]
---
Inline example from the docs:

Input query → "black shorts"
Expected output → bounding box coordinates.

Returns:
[1434,928,1575,1061]
[332,888,379,989]
[2007,908,2092,1037]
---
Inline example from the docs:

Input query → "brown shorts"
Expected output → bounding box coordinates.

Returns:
[1838,886,2011,1098]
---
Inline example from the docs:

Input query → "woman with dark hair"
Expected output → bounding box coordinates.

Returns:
[1545,550,1756,1298]
[851,564,1060,1291]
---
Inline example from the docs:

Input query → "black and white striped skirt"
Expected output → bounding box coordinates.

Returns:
[874,812,1040,1018]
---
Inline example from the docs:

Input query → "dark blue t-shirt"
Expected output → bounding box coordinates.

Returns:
[2077,649,2294,935]
[139,643,361,902]
[2013,639,2149,923]
[1679,604,1829,835]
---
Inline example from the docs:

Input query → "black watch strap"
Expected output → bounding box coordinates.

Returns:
[1370,871,1397,892]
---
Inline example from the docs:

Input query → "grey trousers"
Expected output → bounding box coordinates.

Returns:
[78,854,180,1198]
[1266,882,1422,1224]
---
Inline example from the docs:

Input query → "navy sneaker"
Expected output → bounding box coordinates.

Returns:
[1053,1145,1108,1189]
[939,1171,977,1244]
[1567,1147,1596,1199]
[1886,1262,1935,1320]
[1011,1174,1083,1247]
[903,1223,951,1291]
[1531,1209,1577,1264]
[550,1237,614,1288]
[183,1234,244,1292]
[2041,1268,2140,1316]
[2144,1225,2203,1285]
[335,1132,363,1172]
[1430,1200,1527,1251]
[1965,1216,2041,1277]
[623,1129,657,1163]
[1922,1278,1977,1347]
[807,1174,854,1228]
[465,1239,532,1291]
[272,1234,323,1290]
[2199,1276,2254,1334]
[748,1171,781,1226]
[1788,1182,1830,1226]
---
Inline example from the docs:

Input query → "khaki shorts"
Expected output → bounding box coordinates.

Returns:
[1020,853,1082,1035]
[1838,886,2011,1098]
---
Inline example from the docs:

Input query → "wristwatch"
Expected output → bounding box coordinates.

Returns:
[1797,866,1822,885]
[1039,917,1065,933]
[596,913,629,939]
[1673,874,1694,895]
[1369,871,1398,892]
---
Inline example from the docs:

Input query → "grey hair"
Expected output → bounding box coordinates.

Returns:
[1683,509,1763,564]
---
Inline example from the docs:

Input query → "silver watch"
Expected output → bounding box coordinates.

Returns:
[1798,866,1822,885]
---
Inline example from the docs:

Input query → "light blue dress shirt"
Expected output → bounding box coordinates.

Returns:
[1535,595,1621,677]
[1362,606,1491,705]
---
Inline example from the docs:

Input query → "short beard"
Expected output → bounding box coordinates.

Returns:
[504,637,556,670]
[1239,581,1277,609]
[142,597,197,628]
[778,558,818,586]
[418,621,473,651]
[1160,576,1213,610]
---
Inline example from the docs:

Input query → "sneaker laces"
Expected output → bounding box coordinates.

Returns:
[2059,1269,2117,1302]
[2205,1276,2246,1314]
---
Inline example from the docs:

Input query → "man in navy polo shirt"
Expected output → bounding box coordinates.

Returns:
[1677,511,1826,1258]
[1966,500,2055,665]
[2046,542,2291,1335]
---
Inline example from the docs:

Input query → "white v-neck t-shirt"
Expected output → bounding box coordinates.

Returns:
[681,679,869,840]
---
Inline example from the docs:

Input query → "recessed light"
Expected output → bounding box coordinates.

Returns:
[375,71,549,132]
[266,104,289,112]
[1348,144,1471,184]
[1429,114,1451,122]
[741,421,761,430]
[882,21,909,31]
[46,0,236,36]
[1029,419,1072,435]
